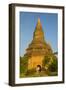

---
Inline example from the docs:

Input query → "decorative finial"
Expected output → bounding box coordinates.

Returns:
[38,18,41,23]
[36,17,42,30]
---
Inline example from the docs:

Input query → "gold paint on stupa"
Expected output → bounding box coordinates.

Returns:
[25,18,53,70]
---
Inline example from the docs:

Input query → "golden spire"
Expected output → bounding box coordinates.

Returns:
[37,18,41,24]
[25,18,53,57]
[33,18,44,41]
[36,18,42,30]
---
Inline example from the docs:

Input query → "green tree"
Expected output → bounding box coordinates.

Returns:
[42,54,58,72]
[20,56,28,74]
[42,56,50,69]
[48,56,58,72]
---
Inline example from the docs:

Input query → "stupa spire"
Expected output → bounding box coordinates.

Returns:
[36,18,42,30]
[37,18,41,24]
[33,18,44,42]
[24,18,53,59]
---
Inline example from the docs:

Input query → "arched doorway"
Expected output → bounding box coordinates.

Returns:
[36,65,41,72]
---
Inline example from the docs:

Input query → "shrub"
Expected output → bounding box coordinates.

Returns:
[42,55,50,69]
[48,56,58,72]
[20,56,28,74]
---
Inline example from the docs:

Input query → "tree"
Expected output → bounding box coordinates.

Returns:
[42,56,50,70]
[42,55,58,72]
[20,56,28,74]
[48,56,58,72]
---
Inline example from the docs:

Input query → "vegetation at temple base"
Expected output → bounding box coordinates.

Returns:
[48,56,58,76]
[20,56,28,75]
[48,56,58,72]
[20,55,58,78]
[42,55,58,76]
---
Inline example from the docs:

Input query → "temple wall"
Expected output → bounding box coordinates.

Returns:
[28,55,44,70]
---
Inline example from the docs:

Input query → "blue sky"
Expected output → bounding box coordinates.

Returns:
[20,12,58,56]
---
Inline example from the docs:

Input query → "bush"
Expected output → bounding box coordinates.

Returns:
[42,55,58,72]
[20,56,28,74]
[48,56,58,72]
[26,69,36,76]
[42,56,50,69]
[43,56,49,65]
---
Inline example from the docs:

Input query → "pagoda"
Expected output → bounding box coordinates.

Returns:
[24,18,53,70]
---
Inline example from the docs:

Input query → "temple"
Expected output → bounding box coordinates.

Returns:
[24,18,53,70]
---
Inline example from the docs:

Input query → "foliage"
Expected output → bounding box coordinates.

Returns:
[26,69,36,76]
[48,56,58,72]
[42,55,58,72]
[20,54,58,77]
[20,55,28,74]
[42,55,50,68]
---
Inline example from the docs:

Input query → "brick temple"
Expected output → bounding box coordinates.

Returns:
[24,18,53,70]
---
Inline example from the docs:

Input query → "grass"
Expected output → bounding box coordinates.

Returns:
[20,70,58,78]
